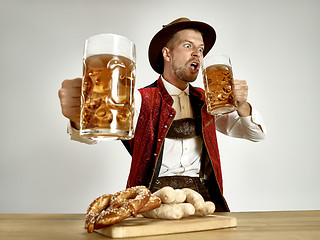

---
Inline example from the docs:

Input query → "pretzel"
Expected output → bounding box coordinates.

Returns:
[94,201,135,229]
[85,186,158,233]
[108,186,151,217]
[138,195,161,213]
[85,194,112,233]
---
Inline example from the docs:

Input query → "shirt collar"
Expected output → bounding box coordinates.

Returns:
[161,75,190,96]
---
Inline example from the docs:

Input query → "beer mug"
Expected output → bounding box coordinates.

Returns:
[80,34,136,140]
[202,54,237,115]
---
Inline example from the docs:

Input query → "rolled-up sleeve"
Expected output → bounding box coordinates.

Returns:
[215,107,266,142]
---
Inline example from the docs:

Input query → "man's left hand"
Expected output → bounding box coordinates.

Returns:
[234,79,251,117]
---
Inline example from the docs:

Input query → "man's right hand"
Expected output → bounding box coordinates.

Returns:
[58,78,82,129]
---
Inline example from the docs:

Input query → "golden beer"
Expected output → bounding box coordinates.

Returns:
[202,55,237,115]
[80,54,135,140]
[80,33,136,140]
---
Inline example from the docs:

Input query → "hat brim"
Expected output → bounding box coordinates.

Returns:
[148,20,216,74]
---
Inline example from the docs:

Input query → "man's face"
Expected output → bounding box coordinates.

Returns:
[165,29,204,83]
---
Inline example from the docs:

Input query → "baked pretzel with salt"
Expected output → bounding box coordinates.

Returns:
[85,194,112,233]
[85,186,161,233]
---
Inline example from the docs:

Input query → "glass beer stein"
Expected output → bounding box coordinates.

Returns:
[202,54,238,115]
[80,34,136,140]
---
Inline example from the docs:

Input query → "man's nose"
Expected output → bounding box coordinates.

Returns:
[192,48,202,57]
[192,50,199,56]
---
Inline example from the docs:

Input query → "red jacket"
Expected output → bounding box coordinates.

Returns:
[122,77,228,210]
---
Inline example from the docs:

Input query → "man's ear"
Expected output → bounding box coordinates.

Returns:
[162,47,171,62]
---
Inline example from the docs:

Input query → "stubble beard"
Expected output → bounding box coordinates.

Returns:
[171,56,198,83]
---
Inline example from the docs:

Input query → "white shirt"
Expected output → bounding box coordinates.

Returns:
[159,77,202,177]
[68,78,266,177]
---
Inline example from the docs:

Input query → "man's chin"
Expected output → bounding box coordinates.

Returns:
[186,72,199,82]
[174,69,199,83]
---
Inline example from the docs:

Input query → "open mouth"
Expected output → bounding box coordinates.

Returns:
[190,61,199,71]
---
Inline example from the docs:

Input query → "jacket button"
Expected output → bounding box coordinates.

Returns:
[169,114,173,118]
[154,153,157,156]
[158,138,161,142]
[164,125,168,128]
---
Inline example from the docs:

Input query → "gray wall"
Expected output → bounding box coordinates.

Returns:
[1,0,319,213]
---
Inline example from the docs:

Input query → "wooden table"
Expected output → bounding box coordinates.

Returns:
[0,211,319,240]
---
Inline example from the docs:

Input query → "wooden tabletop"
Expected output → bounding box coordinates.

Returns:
[0,210,319,240]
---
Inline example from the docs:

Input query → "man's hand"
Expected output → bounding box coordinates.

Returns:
[233,79,251,117]
[58,78,82,129]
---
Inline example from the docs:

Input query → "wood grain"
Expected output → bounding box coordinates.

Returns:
[95,214,237,238]
[0,211,320,240]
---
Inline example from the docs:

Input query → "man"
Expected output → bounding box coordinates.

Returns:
[59,18,266,211]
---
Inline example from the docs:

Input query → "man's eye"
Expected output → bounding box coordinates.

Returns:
[184,44,191,48]
[199,48,204,53]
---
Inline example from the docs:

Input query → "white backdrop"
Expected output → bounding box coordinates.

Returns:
[1,0,319,213]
